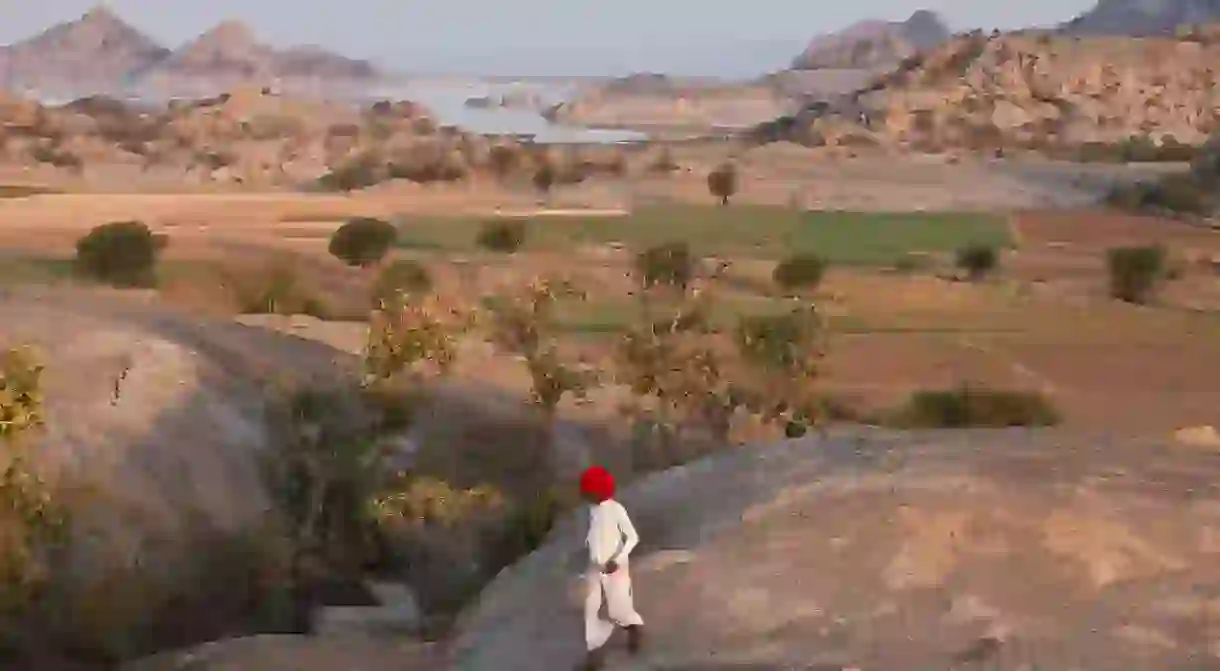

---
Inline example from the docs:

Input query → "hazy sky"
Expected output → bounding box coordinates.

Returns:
[0,0,1101,77]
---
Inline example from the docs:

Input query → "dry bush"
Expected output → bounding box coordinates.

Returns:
[74,221,161,288]
[884,384,1061,428]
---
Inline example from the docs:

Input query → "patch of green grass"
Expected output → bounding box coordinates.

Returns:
[0,184,61,199]
[394,205,1009,264]
[0,257,76,285]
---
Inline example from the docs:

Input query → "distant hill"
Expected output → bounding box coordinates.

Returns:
[0,7,169,91]
[1062,0,1220,35]
[0,5,381,96]
[791,10,952,70]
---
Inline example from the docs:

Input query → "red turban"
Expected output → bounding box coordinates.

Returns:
[579,466,615,502]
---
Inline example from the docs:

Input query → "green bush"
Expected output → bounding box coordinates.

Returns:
[707,162,738,206]
[328,217,397,267]
[955,244,999,281]
[476,220,527,253]
[1107,245,1167,304]
[316,160,382,192]
[532,163,556,195]
[635,241,695,290]
[888,385,1061,428]
[371,259,433,308]
[772,253,827,290]
[74,221,160,288]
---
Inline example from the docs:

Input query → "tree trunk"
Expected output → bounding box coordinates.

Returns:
[720,195,729,206]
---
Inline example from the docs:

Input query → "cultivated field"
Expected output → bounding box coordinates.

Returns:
[4,193,1218,437]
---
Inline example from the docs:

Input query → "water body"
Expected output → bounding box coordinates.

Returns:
[372,79,649,145]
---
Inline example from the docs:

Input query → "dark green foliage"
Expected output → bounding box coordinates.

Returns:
[316,160,381,192]
[707,162,738,205]
[328,217,397,267]
[889,385,1061,428]
[74,220,160,288]
[532,163,556,195]
[1107,245,1167,303]
[371,260,433,307]
[772,253,827,290]
[635,241,695,290]
[955,244,998,280]
[476,220,527,253]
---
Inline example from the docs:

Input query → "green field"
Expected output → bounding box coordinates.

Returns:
[395,205,1011,264]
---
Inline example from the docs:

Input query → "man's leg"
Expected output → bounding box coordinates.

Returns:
[603,568,644,655]
[583,573,614,669]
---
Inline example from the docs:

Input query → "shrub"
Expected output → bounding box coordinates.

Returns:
[74,220,160,288]
[649,148,679,173]
[635,241,695,290]
[1107,244,1167,303]
[316,160,382,192]
[888,384,1061,428]
[371,259,432,308]
[228,257,328,317]
[532,163,556,196]
[707,162,738,205]
[487,145,518,181]
[772,253,827,290]
[732,305,827,435]
[955,244,998,281]
[476,219,527,253]
[328,217,397,267]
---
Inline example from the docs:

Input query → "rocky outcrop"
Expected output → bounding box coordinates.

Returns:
[454,430,1220,670]
[760,28,1220,152]
[137,20,378,95]
[1063,0,1220,35]
[0,6,380,98]
[791,10,952,70]
[0,6,169,92]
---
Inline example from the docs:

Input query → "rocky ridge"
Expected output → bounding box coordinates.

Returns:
[0,7,380,97]
[791,10,952,71]
[763,28,1220,152]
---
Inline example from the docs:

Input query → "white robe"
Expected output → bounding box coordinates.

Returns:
[584,498,645,651]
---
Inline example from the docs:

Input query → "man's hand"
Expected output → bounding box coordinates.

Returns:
[603,560,619,574]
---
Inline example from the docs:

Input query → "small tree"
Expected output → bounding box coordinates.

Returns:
[486,279,599,440]
[650,147,679,174]
[1107,245,1167,304]
[635,241,696,291]
[74,220,160,288]
[614,293,739,464]
[487,145,518,182]
[0,347,68,621]
[363,292,474,388]
[329,217,397,268]
[533,163,556,202]
[370,259,433,308]
[734,305,827,437]
[772,253,827,291]
[707,162,738,206]
[955,244,999,281]
[477,219,527,253]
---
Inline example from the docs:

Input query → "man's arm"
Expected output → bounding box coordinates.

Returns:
[607,503,640,565]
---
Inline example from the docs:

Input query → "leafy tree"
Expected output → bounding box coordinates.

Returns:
[487,145,519,181]
[707,162,738,206]
[772,253,827,291]
[955,244,999,281]
[328,217,397,267]
[485,279,599,435]
[0,347,68,620]
[1107,245,1167,303]
[733,305,827,437]
[477,219,527,253]
[635,241,696,291]
[532,163,556,201]
[74,220,160,288]
[371,259,433,308]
